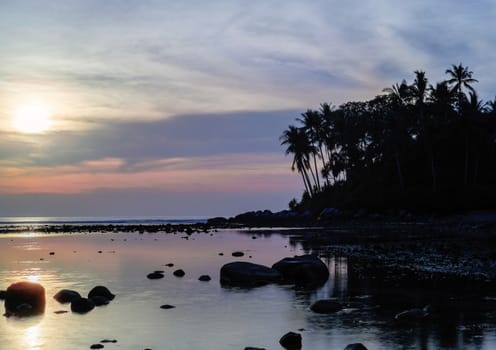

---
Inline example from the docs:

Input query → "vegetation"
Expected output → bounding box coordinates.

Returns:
[281,64,496,214]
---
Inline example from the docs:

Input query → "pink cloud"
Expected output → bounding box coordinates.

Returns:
[0,153,301,194]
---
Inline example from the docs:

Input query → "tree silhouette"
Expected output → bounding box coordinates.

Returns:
[282,64,496,213]
[445,63,478,113]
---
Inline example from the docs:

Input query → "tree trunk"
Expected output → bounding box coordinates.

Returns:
[429,150,437,192]
[394,152,405,192]
[301,165,314,197]
[464,137,469,186]
[312,153,321,191]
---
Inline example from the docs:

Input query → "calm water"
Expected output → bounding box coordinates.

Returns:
[1,229,495,349]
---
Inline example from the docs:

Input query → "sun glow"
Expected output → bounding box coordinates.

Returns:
[13,102,53,133]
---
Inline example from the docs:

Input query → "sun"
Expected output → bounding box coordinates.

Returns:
[13,102,53,133]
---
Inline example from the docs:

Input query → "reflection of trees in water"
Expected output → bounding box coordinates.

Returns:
[288,252,493,349]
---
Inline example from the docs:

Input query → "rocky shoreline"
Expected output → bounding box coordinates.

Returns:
[2,210,495,292]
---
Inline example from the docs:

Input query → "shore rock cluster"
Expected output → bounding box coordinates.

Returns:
[56,285,115,314]
[2,283,116,317]
[220,254,329,288]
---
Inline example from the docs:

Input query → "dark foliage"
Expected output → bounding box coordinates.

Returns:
[282,65,496,214]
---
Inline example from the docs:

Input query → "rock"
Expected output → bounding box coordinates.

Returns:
[147,272,165,280]
[88,286,115,301]
[90,344,104,349]
[272,254,329,287]
[394,305,430,322]
[91,296,110,306]
[310,299,343,314]
[71,297,95,314]
[54,289,82,304]
[0,290,6,300]
[160,304,176,309]
[344,344,368,350]
[173,269,185,277]
[198,275,211,282]
[49,252,55,255]
[100,339,117,343]
[279,332,302,349]
[165,263,174,267]
[244,347,266,350]
[54,310,69,314]
[232,251,244,257]
[220,262,282,287]
[4,281,46,317]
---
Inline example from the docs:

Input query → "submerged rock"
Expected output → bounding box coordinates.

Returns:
[220,262,282,287]
[344,344,368,350]
[71,297,95,314]
[279,332,302,349]
[272,254,329,287]
[394,305,430,322]
[310,299,343,314]
[232,251,244,257]
[88,286,115,301]
[198,275,211,282]
[173,269,185,277]
[4,281,46,317]
[54,289,82,304]
[147,272,165,280]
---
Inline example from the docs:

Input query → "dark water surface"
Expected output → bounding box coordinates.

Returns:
[1,229,495,349]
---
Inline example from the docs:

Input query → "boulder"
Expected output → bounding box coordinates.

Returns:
[53,289,82,304]
[88,286,115,301]
[310,299,343,314]
[147,272,165,280]
[279,332,302,349]
[220,262,282,287]
[71,297,95,314]
[173,269,185,277]
[272,255,329,287]
[344,344,368,350]
[4,281,46,317]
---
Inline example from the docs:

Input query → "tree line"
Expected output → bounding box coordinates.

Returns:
[281,64,496,213]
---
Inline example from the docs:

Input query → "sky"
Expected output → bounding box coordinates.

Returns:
[1,0,495,217]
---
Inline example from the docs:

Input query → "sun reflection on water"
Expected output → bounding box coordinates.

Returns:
[24,324,41,349]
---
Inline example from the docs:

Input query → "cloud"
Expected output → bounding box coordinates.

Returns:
[0,153,300,195]
[1,109,299,167]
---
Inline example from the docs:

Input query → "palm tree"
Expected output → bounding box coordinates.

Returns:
[319,103,336,184]
[383,80,411,105]
[428,81,455,121]
[411,70,428,106]
[297,109,323,191]
[445,63,478,113]
[280,125,315,196]
[463,91,486,184]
